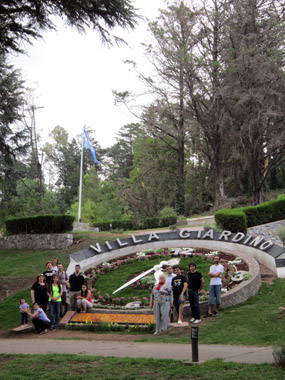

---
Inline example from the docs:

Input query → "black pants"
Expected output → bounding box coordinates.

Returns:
[21,312,28,324]
[32,318,51,333]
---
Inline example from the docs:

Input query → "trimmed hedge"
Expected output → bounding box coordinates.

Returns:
[92,216,177,231]
[214,210,247,234]
[214,194,285,233]
[5,215,75,235]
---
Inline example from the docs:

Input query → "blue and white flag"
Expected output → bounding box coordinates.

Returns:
[83,129,100,164]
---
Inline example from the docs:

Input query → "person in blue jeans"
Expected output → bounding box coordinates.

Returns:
[47,274,62,329]
[204,255,224,318]
[187,262,204,324]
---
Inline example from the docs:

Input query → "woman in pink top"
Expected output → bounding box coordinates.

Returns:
[76,284,93,312]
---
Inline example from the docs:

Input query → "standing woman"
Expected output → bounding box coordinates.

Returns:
[31,274,48,312]
[76,284,93,312]
[47,274,62,329]
[149,274,173,334]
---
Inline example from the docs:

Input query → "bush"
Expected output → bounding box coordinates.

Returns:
[277,226,285,247]
[92,215,177,231]
[159,207,177,218]
[214,210,247,234]
[273,343,285,367]
[161,216,177,227]
[214,195,285,232]
[5,215,75,235]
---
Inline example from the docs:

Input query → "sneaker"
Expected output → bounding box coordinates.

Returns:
[50,325,54,330]
[204,313,213,318]
[213,311,219,317]
[177,320,183,325]
[153,331,159,335]
[190,318,195,323]
[194,319,201,324]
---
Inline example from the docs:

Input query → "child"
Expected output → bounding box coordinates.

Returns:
[26,301,51,334]
[19,298,29,326]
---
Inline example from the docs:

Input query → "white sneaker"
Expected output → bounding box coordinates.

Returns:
[177,320,182,325]
[194,319,201,324]
[190,318,195,323]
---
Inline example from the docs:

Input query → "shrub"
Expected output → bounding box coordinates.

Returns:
[273,343,285,367]
[214,195,285,231]
[214,210,247,233]
[161,216,177,227]
[5,215,75,235]
[159,207,177,218]
[277,226,285,247]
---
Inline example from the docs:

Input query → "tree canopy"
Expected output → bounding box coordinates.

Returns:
[0,0,137,54]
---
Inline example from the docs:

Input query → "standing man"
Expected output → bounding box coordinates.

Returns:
[165,265,176,290]
[58,263,69,316]
[43,262,57,286]
[204,255,224,318]
[68,264,85,311]
[187,262,204,324]
[171,266,188,325]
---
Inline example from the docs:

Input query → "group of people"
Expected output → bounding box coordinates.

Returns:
[19,255,224,336]
[19,260,93,334]
[150,255,224,334]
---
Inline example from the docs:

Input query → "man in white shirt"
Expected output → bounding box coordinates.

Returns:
[165,265,176,290]
[204,255,224,318]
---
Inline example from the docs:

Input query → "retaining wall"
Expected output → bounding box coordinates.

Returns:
[0,234,73,250]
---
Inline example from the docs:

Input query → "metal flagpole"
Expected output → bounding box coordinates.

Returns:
[78,128,84,223]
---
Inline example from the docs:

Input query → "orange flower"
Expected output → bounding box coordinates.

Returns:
[71,313,154,324]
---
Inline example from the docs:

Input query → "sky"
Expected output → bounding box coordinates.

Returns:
[10,0,168,148]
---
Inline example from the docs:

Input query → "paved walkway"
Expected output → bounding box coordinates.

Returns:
[0,339,273,364]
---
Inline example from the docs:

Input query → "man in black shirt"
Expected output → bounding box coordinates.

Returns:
[171,266,187,325]
[68,264,85,311]
[187,262,204,324]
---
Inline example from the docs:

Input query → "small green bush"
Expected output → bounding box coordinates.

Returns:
[277,226,285,247]
[159,207,177,218]
[273,343,285,367]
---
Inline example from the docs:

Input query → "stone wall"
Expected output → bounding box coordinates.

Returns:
[0,234,73,250]
[248,220,285,246]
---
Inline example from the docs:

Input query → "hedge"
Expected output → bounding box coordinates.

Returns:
[214,210,247,234]
[92,216,177,231]
[5,215,75,235]
[214,194,285,233]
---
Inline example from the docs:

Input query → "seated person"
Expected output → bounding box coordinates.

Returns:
[76,284,93,312]
[26,302,51,334]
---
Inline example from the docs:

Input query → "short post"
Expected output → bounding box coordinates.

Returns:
[191,325,199,362]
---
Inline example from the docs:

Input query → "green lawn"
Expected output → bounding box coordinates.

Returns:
[137,279,285,346]
[95,255,210,299]
[0,355,284,380]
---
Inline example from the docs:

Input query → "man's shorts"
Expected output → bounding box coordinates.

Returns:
[208,285,222,305]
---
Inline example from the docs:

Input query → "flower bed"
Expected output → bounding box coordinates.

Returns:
[84,248,249,307]
[71,312,155,325]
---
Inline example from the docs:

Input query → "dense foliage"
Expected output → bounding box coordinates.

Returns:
[0,0,284,228]
[5,215,75,234]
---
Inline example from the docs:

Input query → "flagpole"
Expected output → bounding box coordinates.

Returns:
[78,127,84,223]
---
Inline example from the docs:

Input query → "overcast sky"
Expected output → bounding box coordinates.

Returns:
[10,0,168,148]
